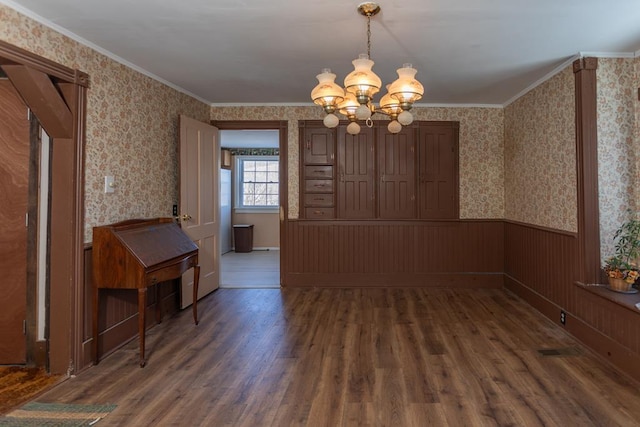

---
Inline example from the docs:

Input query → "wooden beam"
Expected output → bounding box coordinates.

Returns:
[57,83,77,115]
[573,57,600,284]
[1,65,73,139]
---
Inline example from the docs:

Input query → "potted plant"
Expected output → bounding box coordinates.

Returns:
[603,212,640,293]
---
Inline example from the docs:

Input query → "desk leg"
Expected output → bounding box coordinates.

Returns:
[193,265,200,325]
[138,287,147,367]
[92,287,99,364]
[155,283,162,324]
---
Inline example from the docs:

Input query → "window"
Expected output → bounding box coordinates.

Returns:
[235,156,279,211]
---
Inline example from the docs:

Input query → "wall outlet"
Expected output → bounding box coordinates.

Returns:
[560,310,566,325]
[172,204,178,216]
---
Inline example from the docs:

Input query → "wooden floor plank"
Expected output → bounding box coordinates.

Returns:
[30,288,640,426]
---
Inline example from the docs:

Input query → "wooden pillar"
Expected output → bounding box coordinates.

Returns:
[573,57,600,284]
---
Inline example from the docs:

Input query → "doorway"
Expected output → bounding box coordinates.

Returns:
[215,123,285,289]
[0,40,87,374]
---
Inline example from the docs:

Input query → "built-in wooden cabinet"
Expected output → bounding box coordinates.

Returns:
[300,122,336,219]
[299,120,458,220]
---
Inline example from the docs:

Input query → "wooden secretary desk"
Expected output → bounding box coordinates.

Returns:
[92,218,200,367]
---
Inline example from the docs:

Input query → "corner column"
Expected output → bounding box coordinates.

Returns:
[573,57,600,284]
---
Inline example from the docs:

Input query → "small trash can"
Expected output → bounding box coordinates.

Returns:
[233,224,254,253]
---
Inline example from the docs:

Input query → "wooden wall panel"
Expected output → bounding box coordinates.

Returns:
[284,220,504,287]
[504,221,640,383]
[504,221,579,312]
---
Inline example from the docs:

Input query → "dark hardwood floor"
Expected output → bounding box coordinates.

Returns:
[37,288,640,426]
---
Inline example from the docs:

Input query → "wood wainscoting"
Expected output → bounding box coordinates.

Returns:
[80,245,180,370]
[283,220,504,287]
[504,221,640,382]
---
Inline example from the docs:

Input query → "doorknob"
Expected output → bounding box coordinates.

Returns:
[181,214,192,222]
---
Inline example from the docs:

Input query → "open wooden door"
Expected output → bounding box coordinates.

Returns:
[179,115,219,309]
[0,79,29,364]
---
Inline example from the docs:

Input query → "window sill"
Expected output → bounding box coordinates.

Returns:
[576,282,640,314]
[234,208,279,214]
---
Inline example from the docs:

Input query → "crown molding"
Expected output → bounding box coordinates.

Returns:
[502,54,581,107]
[210,103,312,107]
[579,51,635,58]
[414,103,503,109]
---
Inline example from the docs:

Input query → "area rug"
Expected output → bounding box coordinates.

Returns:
[0,402,117,426]
[0,367,61,415]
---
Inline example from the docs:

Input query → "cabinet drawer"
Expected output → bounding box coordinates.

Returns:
[305,165,333,179]
[305,179,333,193]
[305,207,335,219]
[304,193,333,207]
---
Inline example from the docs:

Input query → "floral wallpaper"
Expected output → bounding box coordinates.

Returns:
[596,58,638,259]
[636,56,640,210]
[0,4,211,242]
[504,66,577,232]
[412,107,504,219]
[211,106,505,219]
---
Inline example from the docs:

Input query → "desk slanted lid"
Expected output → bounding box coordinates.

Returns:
[114,221,198,268]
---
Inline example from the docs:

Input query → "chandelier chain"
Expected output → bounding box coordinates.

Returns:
[367,14,372,59]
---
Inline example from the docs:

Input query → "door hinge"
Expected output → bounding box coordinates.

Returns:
[23,319,26,335]
[27,108,32,121]
[25,212,28,227]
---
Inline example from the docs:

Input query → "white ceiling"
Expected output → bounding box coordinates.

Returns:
[3,0,640,106]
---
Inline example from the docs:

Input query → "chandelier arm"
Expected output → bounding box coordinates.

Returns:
[371,108,390,117]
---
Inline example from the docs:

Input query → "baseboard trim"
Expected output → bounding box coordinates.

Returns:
[284,272,503,288]
[505,274,640,383]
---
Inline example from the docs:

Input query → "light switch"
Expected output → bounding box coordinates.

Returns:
[104,176,115,193]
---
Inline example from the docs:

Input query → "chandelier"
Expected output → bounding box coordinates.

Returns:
[311,2,424,135]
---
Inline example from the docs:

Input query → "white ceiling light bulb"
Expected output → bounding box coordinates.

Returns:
[388,120,402,134]
[355,104,372,120]
[323,113,339,128]
[347,121,361,135]
[398,110,414,126]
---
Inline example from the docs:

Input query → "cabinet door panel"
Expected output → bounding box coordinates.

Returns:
[418,124,458,219]
[302,126,334,164]
[377,126,416,219]
[337,126,375,219]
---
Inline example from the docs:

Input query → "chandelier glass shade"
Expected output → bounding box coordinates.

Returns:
[310,2,424,135]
